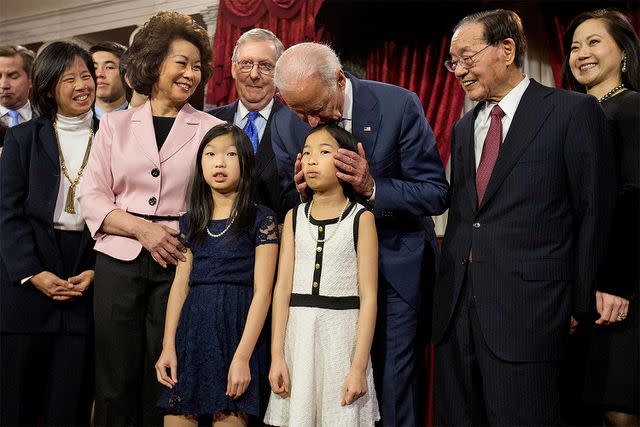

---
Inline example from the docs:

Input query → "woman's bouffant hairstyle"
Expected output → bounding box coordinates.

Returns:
[185,123,257,244]
[124,11,212,96]
[304,124,367,206]
[562,9,640,92]
[31,41,95,122]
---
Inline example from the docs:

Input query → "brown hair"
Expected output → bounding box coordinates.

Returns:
[124,11,211,96]
[0,45,36,77]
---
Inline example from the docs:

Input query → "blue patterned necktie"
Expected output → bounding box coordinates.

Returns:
[243,111,260,153]
[7,110,20,127]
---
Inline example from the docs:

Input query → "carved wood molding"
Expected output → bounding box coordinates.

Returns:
[0,0,214,45]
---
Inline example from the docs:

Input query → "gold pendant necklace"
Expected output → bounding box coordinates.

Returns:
[53,122,94,214]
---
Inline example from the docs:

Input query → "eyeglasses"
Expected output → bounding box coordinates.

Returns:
[444,44,491,72]
[236,60,275,75]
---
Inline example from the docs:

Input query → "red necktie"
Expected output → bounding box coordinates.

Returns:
[476,105,505,205]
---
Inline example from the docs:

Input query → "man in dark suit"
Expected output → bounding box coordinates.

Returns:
[432,9,615,424]
[208,28,286,222]
[272,42,449,426]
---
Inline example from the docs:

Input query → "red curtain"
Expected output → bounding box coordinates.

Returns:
[366,37,465,167]
[206,0,326,106]
[366,36,465,427]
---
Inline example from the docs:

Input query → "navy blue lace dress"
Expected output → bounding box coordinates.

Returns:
[157,205,279,417]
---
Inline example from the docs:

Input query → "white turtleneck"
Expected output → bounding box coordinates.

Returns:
[53,110,93,231]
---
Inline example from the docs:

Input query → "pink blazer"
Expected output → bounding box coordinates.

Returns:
[79,101,223,261]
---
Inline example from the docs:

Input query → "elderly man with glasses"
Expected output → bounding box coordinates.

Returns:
[432,9,616,425]
[208,28,287,222]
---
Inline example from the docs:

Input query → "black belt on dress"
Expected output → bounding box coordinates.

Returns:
[127,210,181,222]
[289,293,360,310]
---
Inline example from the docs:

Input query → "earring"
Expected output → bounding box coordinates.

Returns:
[622,55,627,73]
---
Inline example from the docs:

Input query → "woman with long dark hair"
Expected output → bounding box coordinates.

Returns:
[0,41,97,426]
[563,9,640,425]
[78,11,223,426]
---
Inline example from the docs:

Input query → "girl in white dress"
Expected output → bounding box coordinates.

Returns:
[264,124,380,426]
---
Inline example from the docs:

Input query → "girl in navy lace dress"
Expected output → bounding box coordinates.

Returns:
[156,123,279,426]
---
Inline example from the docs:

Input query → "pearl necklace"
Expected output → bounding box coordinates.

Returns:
[599,83,625,103]
[206,213,237,238]
[307,198,351,243]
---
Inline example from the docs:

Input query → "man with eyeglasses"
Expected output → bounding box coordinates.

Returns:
[432,9,615,424]
[208,28,287,222]
[270,41,449,427]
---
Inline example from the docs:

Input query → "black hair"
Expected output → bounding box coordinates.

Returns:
[31,41,96,122]
[89,41,126,58]
[304,124,367,206]
[562,9,640,92]
[185,122,257,243]
[90,41,130,102]
[454,9,527,68]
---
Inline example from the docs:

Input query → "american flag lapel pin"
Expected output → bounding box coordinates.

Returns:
[364,125,372,132]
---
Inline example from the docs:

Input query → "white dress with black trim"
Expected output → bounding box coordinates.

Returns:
[264,201,380,426]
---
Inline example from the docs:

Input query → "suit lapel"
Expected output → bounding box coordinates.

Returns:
[479,80,554,210]
[131,101,161,167]
[160,103,198,163]
[211,101,237,122]
[255,99,282,176]
[349,75,380,162]
[39,119,60,170]
[459,109,479,214]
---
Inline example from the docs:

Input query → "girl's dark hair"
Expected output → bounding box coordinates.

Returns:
[185,123,257,243]
[305,124,367,205]
[562,9,640,92]
[124,11,212,96]
[31,41,96,122]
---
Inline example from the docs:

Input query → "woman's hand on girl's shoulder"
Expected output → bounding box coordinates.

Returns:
[155,347,178,389]
[341,367,367,406]
[268,356,290,398]
[227,355,251,399]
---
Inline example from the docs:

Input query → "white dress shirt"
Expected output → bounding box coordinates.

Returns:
[0,100,34,127]
[474,76,530,170]
[234,98,274,143]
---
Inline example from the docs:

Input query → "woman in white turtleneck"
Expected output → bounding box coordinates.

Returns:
[0,41,97,426]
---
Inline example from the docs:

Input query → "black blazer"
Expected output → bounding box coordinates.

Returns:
[0,116,97,334]
[432,80,616,362]
[208,99,286,223]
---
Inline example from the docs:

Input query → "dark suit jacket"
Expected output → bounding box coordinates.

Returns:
[271,74,449,308]
[208,99,286,223]
[0,116,96,334]
[432,80,616,362]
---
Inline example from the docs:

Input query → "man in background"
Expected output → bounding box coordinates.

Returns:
[0,45,35,128]
[90,41,128,119]
[208,28,287,222]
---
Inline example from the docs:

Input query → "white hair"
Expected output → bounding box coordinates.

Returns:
[231,28,284,62]
[274,42,342,93]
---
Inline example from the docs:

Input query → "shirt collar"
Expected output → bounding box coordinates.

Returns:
[342,77,353,122]
[238,98,274,121]
[481,75,530,119]
[0,100,33,121]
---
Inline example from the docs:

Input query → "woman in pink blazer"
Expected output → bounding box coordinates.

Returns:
[78,11,223,426]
